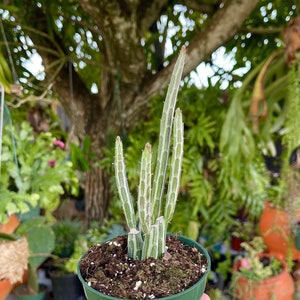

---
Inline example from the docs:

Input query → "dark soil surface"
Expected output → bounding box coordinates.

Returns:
[79,235,208,299]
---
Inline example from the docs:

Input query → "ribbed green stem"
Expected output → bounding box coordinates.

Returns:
[151,47,186,223]
[164,108,184,224]
[128,228,143,260]
[157,216,166,256]
[138,143,152,234]
[141,217,166,259]
[115,136,137,229]
[148,222,159,259]
[141,233,151,260]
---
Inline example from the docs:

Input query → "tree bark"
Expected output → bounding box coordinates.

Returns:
[85,166,111,222]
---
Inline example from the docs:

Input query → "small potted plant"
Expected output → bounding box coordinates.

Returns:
[48,219,85,300]
[232,236,294,300]
[77,47,211,299]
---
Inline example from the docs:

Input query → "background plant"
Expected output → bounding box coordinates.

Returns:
[18,217,55,294]
[0,121,79,221]
[234,237,282,281]
[52,219,82,258]
[279,58,300,211]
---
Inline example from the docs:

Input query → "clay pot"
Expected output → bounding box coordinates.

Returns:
[232,253,295,300]
[0,279,13,300]
[0,214,20,234]
[259,201,300,260]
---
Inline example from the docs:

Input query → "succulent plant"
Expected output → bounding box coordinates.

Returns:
[114,47,185,260]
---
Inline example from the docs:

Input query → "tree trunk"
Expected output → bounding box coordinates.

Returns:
[85,166,111,223]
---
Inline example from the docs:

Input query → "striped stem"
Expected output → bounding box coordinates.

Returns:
[138,143,152,234]
[151,47,186,223]
[115,136,137,229]
[128,228,143,260]
[164,108,184,224]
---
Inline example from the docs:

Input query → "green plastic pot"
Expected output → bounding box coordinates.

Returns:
[14,284,47,300]
[78,235,211,300]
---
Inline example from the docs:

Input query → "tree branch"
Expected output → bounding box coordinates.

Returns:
[128,0,260,127]
[178,0,219,14]
[239,27,282,35]
[185,0,260,73]
[137,0,168,34]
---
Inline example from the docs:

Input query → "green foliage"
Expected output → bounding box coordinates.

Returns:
[278,59,300,211]
[0,121,79,221]
[27,225,55,268]
[207,288,228,300]
[219,80,269,215]
[70,136,95,172]
[225,0,297,72]
[52,219,82,258]
[16,216,55,294]
[49,219,83,275]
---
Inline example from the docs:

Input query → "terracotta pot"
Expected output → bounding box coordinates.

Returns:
[232,253,295,300]
[259,201,300,260]
[0,279,13,300]
[14,269,28,288]
[0,214,20,234]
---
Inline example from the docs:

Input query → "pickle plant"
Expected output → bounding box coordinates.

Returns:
[115,47,185,260]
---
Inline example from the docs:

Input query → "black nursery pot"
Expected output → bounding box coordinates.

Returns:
[50,272,85,300]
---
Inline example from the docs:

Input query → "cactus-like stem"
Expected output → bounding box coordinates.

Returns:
[164,108,184,224]
[141,217,166,259]
[148,223,160,259]
[115,136,137,229]
[157,216,166,257]
[141,234,151,260]
[142,223,159,258]
[114,47,186,260]
[128,228,143,260]
[138,143,152,234]
[151,47,186,223]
